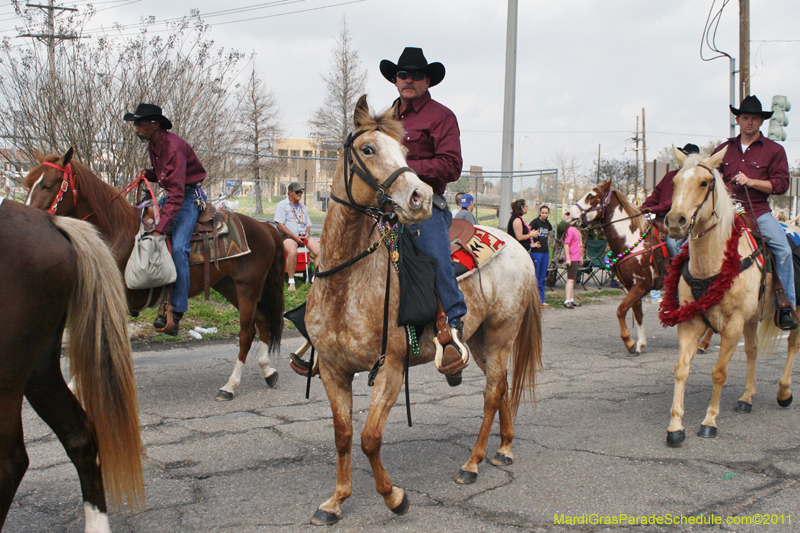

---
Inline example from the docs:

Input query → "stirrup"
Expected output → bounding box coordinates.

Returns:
[433,325,470,375]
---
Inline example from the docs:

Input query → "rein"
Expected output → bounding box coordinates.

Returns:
[41,161,77,215]
[687,164,720,240]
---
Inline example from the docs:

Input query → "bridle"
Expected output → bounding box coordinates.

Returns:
[330,128,416,220]
[573,187,613,224]
[39,161,77,215]
[686,163,719,240]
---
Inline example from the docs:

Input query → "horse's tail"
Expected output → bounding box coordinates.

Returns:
[257,221,286,353]
[757,307,782,357]
[52,216,144,512]
[509,291,544,419]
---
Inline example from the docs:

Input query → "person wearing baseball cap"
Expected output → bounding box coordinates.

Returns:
[453,192,476,225]
[274,181,320,291]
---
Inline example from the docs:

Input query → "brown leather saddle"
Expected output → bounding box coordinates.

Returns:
[191,205,236,299]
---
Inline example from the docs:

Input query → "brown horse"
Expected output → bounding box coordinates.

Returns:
[24,149,285,401]
[0,199,142,531]
[663,148,799,445]
[563,181,714,355]
[304,96,543,524]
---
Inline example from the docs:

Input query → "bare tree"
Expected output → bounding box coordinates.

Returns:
[0,6,244,192]
[308,18,367,143]
[234,66,282,213]
[590,157,639,196]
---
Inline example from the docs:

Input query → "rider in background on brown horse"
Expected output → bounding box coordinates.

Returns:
[380,46,470,383]
[712,95,798,330]
[124,103,207,335]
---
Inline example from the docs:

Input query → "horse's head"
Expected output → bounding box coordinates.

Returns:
[563,180,612,225]
[24,148,77,215]
[334,95,432,225]
[665,146,732,240]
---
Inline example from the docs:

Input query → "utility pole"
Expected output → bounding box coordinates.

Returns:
[641,108,646,193]
[499,0,518,228]
[740,0,750,100]
[597,144,601,184]
[628,117,640,200]
[21,1,78,146]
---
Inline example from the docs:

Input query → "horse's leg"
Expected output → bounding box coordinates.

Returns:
[698,320,745,438]
[698,327,715,353]
[631,297,647,353]
[0,393,27,528]
[251,310,279,388]
[734,320,759,413]
[778,328,800,407]
[667,320,707,446]
[213,279,261,401]
[24,329,112,532]
[360,357,408,514]
[312,364,355,525]
[617,284,647,354]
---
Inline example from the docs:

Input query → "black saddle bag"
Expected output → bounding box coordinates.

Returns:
[397,229,438,327]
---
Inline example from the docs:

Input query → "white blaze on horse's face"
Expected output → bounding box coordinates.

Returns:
[24,174,44,205]
[666,166,708,239]
[564,190,597,224]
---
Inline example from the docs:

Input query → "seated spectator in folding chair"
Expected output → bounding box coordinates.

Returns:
[640,142,700,303]
[274,182,320,292]
[562,218,583,309]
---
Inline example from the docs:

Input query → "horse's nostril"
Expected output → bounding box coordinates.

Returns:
[678,216,687,227]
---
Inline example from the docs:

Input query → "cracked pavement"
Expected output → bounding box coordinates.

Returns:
[7,296,800,532]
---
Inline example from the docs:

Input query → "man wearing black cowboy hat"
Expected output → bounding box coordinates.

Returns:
[124,103,207,335]
[381,47,470,385]
[712,95,797,330]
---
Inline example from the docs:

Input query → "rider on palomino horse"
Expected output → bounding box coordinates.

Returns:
[124,103,208,335]
[712,95,798,331]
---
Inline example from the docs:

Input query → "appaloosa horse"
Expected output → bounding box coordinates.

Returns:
[304,96,543,524]
[0,199,142,532]
[25,149,285,400]
[662,148,799,445]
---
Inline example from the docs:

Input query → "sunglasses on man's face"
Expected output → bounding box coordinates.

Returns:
[396,71,426,82]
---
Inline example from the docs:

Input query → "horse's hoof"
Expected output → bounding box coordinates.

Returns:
[778,394,793,408]
[310,508,339,526]
[666,430,685,447]
[697,425,717,438]
[734,401,752,413]
[446,373,462,387]
[490,452,513,466]
[265,372,279,388]
[214,390,233,402]
[390,493,410,515]
[697,348,705,354]
[627,344,638,354]
[455,469,478,484]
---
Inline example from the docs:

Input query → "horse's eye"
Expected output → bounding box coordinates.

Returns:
[361,145,375,156]
[587,194,594,200]
[700,181,709,188]
[41,184,52,191]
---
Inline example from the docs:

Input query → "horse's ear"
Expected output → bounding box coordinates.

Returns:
[707,146,727,169]
[354,94,369,129]
[674,144,688,167]
[601,179,611,190]
[34,150,46,163]
[61,147,74,167]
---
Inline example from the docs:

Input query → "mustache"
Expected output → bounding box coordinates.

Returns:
[136,133,149,143]
[401,84,416,91]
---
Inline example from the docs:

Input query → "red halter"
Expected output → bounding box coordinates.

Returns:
[41,161,77,215]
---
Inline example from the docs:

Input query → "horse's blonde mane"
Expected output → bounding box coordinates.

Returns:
[611,189,647,233]
[679,154,734,237]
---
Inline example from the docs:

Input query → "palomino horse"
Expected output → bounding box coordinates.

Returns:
[0,200,142,532]
[25,149,285,401]
[663,148,799,445]
[564,182,714,355]
[304,96,543,524]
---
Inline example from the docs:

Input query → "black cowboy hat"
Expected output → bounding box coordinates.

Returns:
[678,143,700,155]
[123,103,173,130]
[730,95,773,120]
[380,47,446,87]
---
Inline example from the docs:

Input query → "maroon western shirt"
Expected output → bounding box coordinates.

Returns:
[641,169,678,218]
[712,132,789,219]
[393,91,463,194]
[143,130,206,233]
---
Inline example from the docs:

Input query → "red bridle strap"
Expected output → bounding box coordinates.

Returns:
[41,161,77,215]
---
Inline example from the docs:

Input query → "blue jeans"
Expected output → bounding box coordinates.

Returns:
[411,196,467,325]
[159,187,205,314]
[757,212,796,308]
[530,252,549,304]
[666,235,687,257]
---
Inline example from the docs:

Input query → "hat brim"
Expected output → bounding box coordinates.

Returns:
[729,105,773,120]
[380,60,446,87]
[123,112,173,130]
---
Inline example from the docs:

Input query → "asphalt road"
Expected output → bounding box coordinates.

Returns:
[7,295,800,532]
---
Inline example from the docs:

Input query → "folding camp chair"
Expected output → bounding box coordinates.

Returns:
[580,239,609,289]
[546,239,568,288]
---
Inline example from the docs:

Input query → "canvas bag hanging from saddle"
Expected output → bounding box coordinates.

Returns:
[124,223,177,290]
[397,228,438,327]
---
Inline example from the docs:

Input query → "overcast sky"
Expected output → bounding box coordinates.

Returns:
[4,0,799,174]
